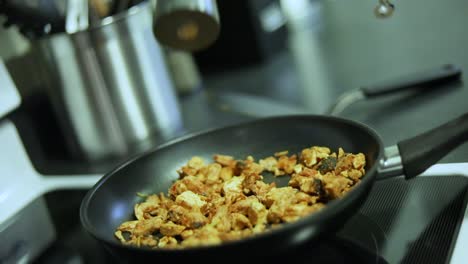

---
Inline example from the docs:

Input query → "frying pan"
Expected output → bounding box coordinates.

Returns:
[80,112,468,262]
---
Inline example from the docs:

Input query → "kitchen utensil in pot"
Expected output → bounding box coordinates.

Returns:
[80,110,468,262]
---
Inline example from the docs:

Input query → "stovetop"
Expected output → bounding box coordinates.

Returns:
[34,169,468,264]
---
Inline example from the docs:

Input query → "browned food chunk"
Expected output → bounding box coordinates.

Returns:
[317,156,337,174]
[214,154,236,168]
[160,221,186,236]
[277,155,297,175]
[301,147,331,167]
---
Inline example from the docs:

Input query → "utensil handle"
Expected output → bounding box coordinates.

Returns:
[397,112,468,179]
[361,64,462,98]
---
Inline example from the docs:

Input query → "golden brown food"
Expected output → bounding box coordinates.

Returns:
[115,146,366,249]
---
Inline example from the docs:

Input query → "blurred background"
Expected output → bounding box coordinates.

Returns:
[2,0,467,171]
[1,0,468,263]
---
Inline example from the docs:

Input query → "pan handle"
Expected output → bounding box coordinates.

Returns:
[378,112,468,180]
[361,64,461,98]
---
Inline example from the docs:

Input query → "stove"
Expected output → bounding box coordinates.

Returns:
[31,164,468,264]
[2,58,468,263]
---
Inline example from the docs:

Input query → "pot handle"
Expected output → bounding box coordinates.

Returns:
[398,112,468,179]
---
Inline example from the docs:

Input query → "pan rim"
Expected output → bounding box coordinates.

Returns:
[80,114,384,253]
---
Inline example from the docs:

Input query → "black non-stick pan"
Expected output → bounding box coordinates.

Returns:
[80,112,468,263]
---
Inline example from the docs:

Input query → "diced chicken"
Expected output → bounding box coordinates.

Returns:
[274,150,289,157]
[204,163,222,184]
[230,196,268,231]
[353,153,366,169]
[259,157,278,172]
[214,154,236,167]
[277,155,297,174]
[158,236,178,248]
[301,146,330,167]
[160,221,186,236]
[177,156,205,177]
[322,173,352,199]
[222,175,245,203]
[219,167,234,181]
[265,187,298,223]
[168,204,207,229]
[231,213,252,230]
[176,190,207,209]
[181,226,222,247]
[209,205,231,232]
[133,217,164,236]
[169,176,206,197]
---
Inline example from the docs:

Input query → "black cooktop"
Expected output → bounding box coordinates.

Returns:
[36,176,468,264]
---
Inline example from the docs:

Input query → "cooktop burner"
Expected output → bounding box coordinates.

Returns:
[35,175,468,264]
[266,227,387,264]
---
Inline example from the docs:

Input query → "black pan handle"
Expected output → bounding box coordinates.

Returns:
[361,64,461,98]
[395,112,468,179]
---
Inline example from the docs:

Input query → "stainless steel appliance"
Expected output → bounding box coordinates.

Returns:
[34,2,183,161]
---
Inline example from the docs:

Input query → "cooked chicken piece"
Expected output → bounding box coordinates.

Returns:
[134,202,158,221]
[175,190,207,210]
[231,213,252,230]
[169,175,206,197]
[298,167,320,178]
[348,169,364,181]
[158,236,178,248]
[242,173,262,194]
[335,154,359,174]
[181,226,222,247]
[133,193,168,220]
[209,205,231,232]
[230,196,268,231]
[219,167,234,181]
[160,221,186,236]
[322,173,352,199]
[133,216,164,236]
[114,230,126,243]
[177,156,205,177]
[180,229,194,240]
[168,204,207,229]
[214,154,236,168]
[117,220,138,232]
[317,156,338,174]
[241,161,264,176]
[123,234,159,247]
[222,175,245,203]
[277,155,297,175]
[294,191,319,205]
[353,153,366,169]
[241,173,275,202]
[301,146,331,167]
[251,181,276,204]
[146,208,168,220]
[274,150,289,157]
[204,194,225,217]
[265,187,298,223]
[338,147,345,158]
[259,157,278,173]
[282,202,325,223]
[289,175,325,196]
[204,163,222,184]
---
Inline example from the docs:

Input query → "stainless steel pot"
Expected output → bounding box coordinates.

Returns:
[35,2,183,161]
